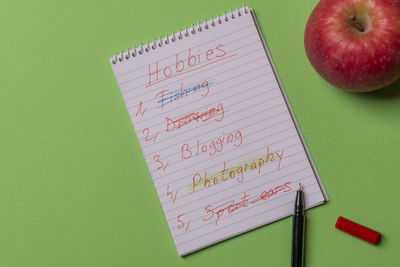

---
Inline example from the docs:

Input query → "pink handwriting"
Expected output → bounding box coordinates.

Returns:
[166,103,225,132]
[202,181,292,225]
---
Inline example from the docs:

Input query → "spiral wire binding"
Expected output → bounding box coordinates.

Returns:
[111,5,249,64]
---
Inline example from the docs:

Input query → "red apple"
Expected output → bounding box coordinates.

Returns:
[304,0,400,92]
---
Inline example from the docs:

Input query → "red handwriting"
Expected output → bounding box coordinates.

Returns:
[155,80,211,109]
[153,154,169,171]
[191,146,285,193]
[181,129,243,160]
[177,213,191,232]
[202,182,292,225]
[135,101,147,117]
[142,128,160,143]
[166,103,225,132]
[147,43,235,87]
[166,185,178,203]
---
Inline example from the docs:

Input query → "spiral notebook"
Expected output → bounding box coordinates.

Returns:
[109,6,328,256]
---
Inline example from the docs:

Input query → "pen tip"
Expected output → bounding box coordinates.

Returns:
[298,183,302,190]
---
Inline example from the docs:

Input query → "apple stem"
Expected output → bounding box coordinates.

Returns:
[350,16,365,32]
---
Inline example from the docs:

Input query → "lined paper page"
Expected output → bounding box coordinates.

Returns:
[110,6,327,256]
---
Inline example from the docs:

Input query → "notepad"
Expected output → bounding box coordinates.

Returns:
[109,6,328,256]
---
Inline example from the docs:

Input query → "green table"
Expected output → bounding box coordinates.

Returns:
[1,0,399,266]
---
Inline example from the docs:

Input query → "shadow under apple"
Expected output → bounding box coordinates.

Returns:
[362,78,400,99]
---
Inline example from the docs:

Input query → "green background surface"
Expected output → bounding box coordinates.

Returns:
[1,0,399,266]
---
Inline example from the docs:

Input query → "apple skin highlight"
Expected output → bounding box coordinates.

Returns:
[304,0,400,92]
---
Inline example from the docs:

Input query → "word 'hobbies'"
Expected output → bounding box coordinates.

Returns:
[181,129,243,160]
[147,43,229,87]
[202,182,292,225]
[166,102,225,132]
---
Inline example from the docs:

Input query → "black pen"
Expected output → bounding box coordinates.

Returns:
[291,183,305,267]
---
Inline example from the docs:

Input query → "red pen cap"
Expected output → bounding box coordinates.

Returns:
[335,216,381,244]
